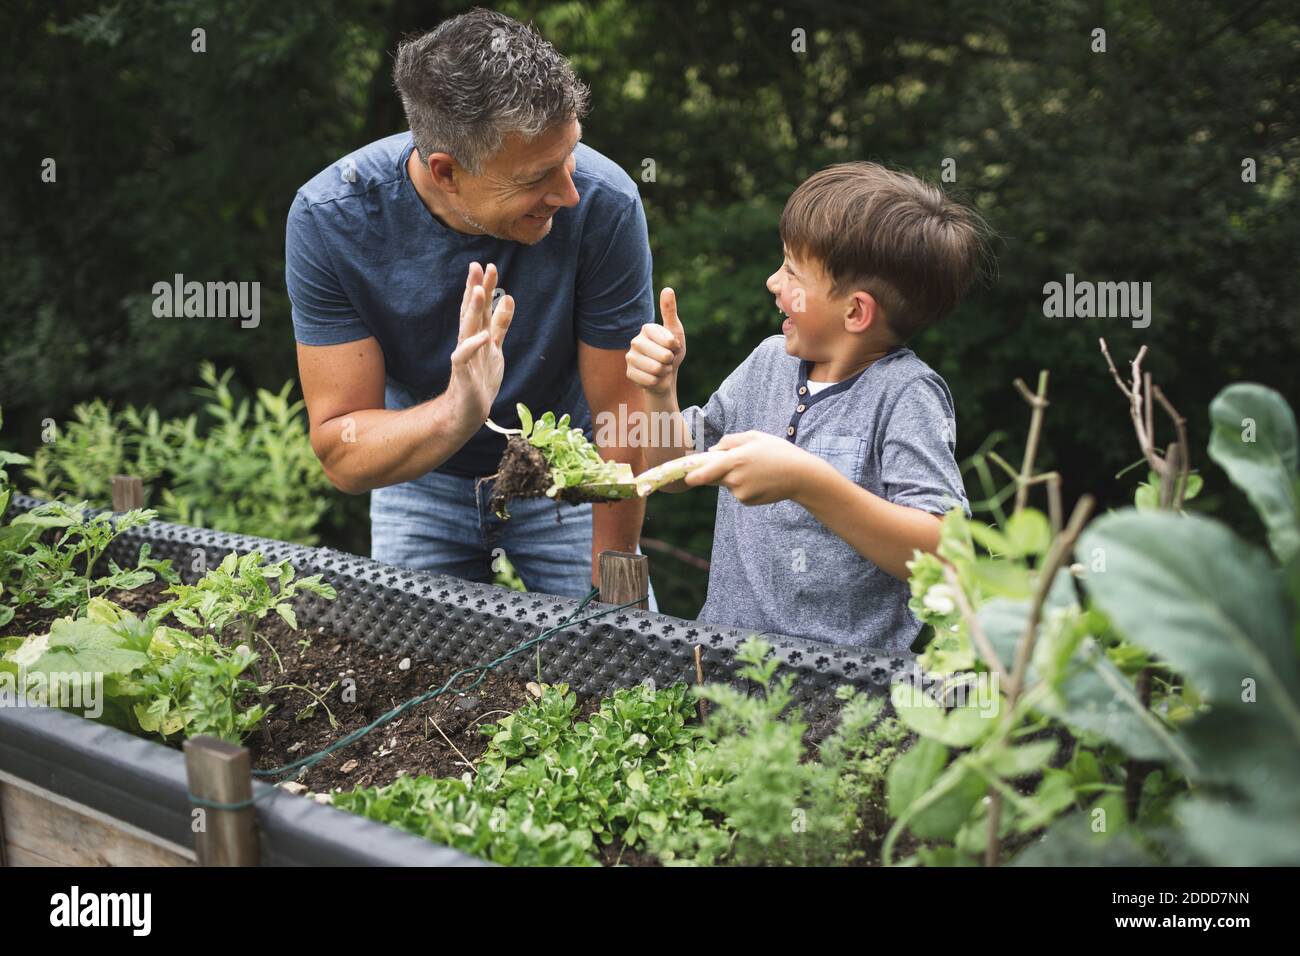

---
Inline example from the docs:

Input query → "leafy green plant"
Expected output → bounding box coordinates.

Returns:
[1070,382,1300,865]
[649,638,905,866]
[158,550,337,653]
[24,399,172,506]
[158,363,333,544]
[503,403,624,497]
[23,364,334,545]
[0,407,33,628]
[896,365,1300,867]
[339,650,906,867]
[1,500,176,621]
[336,682,727,866]
[1,596,268,744]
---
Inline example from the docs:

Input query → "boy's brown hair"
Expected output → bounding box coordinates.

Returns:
[779,162,990,341]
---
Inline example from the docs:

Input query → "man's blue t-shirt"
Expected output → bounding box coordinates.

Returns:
[285,133,653,477]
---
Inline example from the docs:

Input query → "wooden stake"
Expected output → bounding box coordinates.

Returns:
[598,550,649,610]
[693,645,708,723]
[183,736,259,866]
[111,475,143,511]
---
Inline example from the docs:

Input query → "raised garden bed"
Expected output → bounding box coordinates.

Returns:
[1,493,922,866]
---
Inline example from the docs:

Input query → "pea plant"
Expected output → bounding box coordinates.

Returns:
[894,345,1300,866]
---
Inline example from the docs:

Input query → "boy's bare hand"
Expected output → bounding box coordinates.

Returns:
[684,430,832,505]
[626,287,686,397]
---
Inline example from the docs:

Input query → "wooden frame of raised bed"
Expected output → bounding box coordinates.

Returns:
[0,494,922,866]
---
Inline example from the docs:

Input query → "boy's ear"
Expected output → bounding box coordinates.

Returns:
[843,290,880,334]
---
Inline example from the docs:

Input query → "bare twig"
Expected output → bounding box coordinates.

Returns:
[986,450,1020,481]
[1013,371,1050,514]
[1153,385,1191,508]
[428,717,475,771]
[987,494,1096,869]
[1044,473,1063,536]
[1143,372,1155,463]
[640,536,711,572]
[1099,338,1134,398]
[1099,339,1165,477]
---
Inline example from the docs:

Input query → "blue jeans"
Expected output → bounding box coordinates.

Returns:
[371,470,655,606]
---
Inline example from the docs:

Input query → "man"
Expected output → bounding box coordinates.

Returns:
[285,9,651,597]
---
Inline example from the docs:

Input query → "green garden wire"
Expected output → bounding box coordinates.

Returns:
[188,586,647,812]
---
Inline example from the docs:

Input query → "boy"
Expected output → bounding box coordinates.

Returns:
[625,162,986,651]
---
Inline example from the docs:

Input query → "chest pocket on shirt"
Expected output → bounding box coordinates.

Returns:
[772,433,866,523]
[806,434,866,483]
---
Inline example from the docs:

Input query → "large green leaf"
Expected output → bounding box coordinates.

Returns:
[1176,798,1300,865]
[1010,811,1155,866]
[887,738,947,818]
[1043,639,1197,771]
[909,763,988,842]
[1080,510,1300,744]
[978,568,1078,677]
[887,751,987,844]
[27,619,149,678]
[890,682,996,747]
[1178,705,1300,806]
[0,523,40,553]
[1208,383,1300,563]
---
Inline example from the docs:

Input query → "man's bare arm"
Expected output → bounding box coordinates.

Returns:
[297,338,478,494]
[297,263,514,495]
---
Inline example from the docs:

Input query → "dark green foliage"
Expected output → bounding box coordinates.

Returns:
[1,1,1296,615]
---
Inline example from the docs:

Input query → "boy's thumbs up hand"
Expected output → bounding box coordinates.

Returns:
[626,287,687,398]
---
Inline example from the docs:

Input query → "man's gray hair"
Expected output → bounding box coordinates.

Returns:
[393,8,590,175]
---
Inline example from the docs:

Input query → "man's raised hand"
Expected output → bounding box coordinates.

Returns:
[626,287,686,398]
[448,261,514,425]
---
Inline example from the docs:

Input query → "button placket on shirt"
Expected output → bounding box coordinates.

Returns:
[787,361,872,442]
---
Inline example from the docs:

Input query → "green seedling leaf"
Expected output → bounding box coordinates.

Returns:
[890,682,995,748]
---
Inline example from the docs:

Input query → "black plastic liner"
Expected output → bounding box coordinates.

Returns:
[1,493,923,864]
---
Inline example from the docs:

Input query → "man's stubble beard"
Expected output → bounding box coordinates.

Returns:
[454,201,549,246]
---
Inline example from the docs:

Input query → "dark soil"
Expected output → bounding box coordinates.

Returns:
[5,597,79,637]
[485,435,621,518]
[247,609,546,794]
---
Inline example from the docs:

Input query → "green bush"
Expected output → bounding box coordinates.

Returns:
[25,364,335,545]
